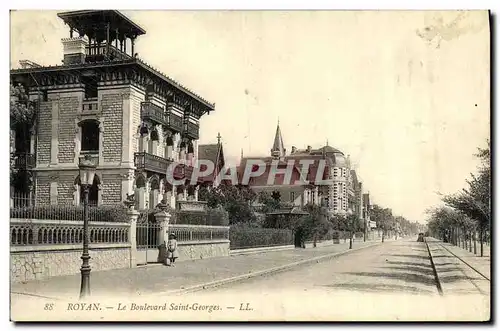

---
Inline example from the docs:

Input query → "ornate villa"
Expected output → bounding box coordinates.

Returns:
[10,10,217,209]
[239,122,365,220]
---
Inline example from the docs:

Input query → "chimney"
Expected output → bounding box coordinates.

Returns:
[291,146,297,154]
[61,37,88,65]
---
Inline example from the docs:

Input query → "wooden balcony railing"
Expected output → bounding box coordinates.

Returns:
[12,153,35,169]
[185,121,200,140]
[85,44,132,63]
[134,152,171,174]
[169,112,183,133]
[141,102,168,126]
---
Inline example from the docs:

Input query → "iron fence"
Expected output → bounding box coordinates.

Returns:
[169,224,229,243]
[136,210,162,249]
[10,219,130,246]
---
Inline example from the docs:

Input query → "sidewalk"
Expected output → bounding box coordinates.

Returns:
[438,242,490,280]
[11,239,384,301]
[425,238,490,296]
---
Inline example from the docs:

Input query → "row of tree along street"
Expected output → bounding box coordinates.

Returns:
[427,141,491,257]
[198,184,421,249]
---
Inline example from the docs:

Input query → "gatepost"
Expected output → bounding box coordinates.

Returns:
[127,208,140,268]
[155,204,171,263]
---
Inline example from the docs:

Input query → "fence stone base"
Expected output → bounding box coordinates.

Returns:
[177,240,230,261]
[11,245,131,283]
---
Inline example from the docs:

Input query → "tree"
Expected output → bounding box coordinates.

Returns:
[296,204,331,247]
[197,183,257,225]
[257,191,281,214]
[442,141,491,256]
[10,83,38,187]
[346,213,361,249]
[10,83,37,129]
[370,205,394,242]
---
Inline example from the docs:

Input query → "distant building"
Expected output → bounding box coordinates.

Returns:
[197,133,226,188]
[238,122,363,216]
[10,10,215,209]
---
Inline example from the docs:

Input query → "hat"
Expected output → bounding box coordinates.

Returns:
[169,233,177,239]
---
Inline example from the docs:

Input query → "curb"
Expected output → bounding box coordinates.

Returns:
[161,241,384,296]
[230,245,295,256]
[424,238,443,296]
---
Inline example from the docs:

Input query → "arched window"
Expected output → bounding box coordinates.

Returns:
[165,135,174,159]
[80,120,99,152]
[166,136,174,147]
[150,129,159,142]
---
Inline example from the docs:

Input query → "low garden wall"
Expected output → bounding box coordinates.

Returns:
[10,218,132,282]
[170,224,230,260]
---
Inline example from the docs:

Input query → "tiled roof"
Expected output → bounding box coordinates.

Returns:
[197,143,224,183]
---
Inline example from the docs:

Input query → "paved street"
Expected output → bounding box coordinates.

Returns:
[11,237,490,321]
[208,239,439,295]
[195,238,490,321]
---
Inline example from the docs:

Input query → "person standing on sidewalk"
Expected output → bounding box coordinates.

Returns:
[166,233,179,267]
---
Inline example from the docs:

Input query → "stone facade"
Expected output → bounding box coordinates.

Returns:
[102,93,123,164]
[101,173,123,205]
[57,177,77,205]
[37,101,52,164]
[11,245,131,283]
[58,96,78,163]
[35,181,50,205]
[177,241,230,261]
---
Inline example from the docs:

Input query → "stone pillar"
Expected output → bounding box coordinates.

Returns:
[121,171,134,202]
[136,187,146,210]
[155,210,172,264]
[158,180,164,204]
[195,186,199,201]
[170,185,177,209]
[127,208,140,268]
[155,210,171,244]
[183,187,187,200]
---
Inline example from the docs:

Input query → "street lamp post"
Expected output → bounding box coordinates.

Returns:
[78,154,96,299]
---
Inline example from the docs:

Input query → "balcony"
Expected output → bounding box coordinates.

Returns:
[141,102,167,126]
[82,98,99,112]
[79,152,99,167]
[12,153,35,169]
[169,113,183,133]
[85,44,132,63]
[185,121,200,140]
[134,152,171,174]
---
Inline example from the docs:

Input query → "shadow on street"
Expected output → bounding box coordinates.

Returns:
[342,271,436,286]
[322,283,436,294]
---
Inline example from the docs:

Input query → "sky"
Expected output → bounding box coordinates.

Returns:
[9,10,490,222]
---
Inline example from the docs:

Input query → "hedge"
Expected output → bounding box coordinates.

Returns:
[229,225,294,250]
